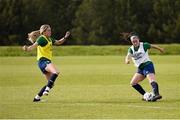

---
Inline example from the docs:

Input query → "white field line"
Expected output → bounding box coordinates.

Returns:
[124,104,179,110]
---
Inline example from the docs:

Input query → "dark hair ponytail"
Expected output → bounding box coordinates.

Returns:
[120,32,139,42]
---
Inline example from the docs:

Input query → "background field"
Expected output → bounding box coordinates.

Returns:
[1,44,180,57]
[0,55,179,119]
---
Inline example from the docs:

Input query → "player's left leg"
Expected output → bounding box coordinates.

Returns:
[33,73,55,102]
[147,73,162,101]
[43,63,59,95]
[144,63,162,101]
[33,72,52,102]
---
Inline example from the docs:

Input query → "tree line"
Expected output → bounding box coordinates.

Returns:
[0,0,180,45]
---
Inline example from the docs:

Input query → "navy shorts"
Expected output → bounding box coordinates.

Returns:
[137,63,155,76]
[38,58,51,74]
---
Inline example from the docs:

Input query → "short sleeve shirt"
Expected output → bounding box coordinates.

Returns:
[37,36,56,47]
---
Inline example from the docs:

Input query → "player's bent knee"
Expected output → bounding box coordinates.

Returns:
[52,71,60,75]
[130,81,137,86]
[55,71,60,75]
[54,73,59,77]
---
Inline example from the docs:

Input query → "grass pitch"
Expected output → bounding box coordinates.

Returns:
[0,55,180,119]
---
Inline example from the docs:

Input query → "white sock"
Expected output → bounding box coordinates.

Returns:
[45,87,50,91]
[35,95,40,99]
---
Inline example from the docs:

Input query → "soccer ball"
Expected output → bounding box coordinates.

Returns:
[143,92,154,101]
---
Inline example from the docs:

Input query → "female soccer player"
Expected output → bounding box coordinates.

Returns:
[123,32,164,101]
[23,24,70,102]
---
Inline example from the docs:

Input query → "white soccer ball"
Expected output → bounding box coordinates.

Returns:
[143,92,154,101]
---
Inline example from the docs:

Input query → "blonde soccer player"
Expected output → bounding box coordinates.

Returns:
[122,32,164,101]
[23,24,70,102]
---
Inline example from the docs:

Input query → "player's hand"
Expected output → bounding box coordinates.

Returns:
[22,45,28,51]
[159,48,165,53]
[64,31,70,39]
[125,60,130,64]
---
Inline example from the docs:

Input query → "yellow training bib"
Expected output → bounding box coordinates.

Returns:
[37,35,52,61]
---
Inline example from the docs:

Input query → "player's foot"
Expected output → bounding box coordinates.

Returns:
[151,94,162,102]
[43,90,49,96]
[142,98,152,102]
[33,98,41,102]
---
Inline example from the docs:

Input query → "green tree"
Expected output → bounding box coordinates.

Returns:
[152,0,180,43]
[72,0,116,45]
[0,0,180,45]
[0,0,24,45]
[0,0,82,45]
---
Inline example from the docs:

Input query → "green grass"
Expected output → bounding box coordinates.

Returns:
[0,44,180,56]
[0,55,180,119]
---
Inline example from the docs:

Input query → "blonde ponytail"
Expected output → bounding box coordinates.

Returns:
[27,30,40,43]
[27,24,50,43]
[120,32,138,42]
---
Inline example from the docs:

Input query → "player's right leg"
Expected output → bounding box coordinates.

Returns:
[42,72,51,96]
[33,85,46,102]
[130,73,146,96]
[33,59,52,102]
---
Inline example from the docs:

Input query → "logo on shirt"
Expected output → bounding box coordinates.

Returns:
[132,52,143,60]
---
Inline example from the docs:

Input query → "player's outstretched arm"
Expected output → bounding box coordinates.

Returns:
[151,44,164,53]
[54,31,70,46]
[22,42,38,51]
